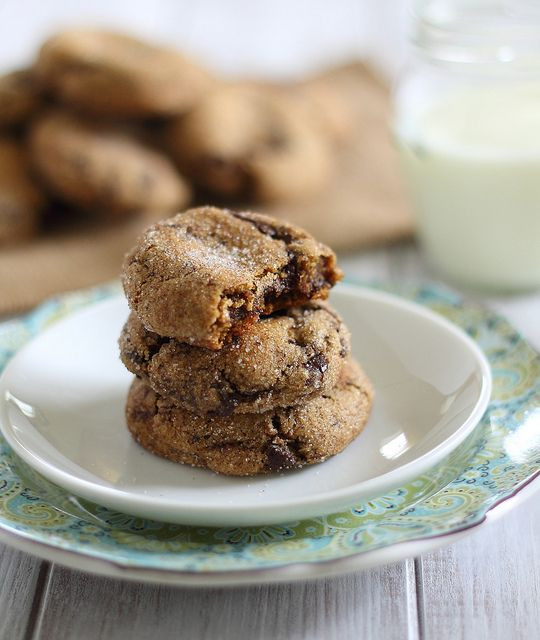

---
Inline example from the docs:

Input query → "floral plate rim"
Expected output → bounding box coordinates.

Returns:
[0,472,537,586]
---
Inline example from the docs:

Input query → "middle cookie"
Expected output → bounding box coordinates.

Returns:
[119,301,350,416]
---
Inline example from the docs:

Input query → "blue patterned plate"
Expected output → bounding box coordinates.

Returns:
[0,282,538,585]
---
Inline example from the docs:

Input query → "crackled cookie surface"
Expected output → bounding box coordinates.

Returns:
[29,111,190,215]
[122,207,342,349]
[125,359,373,476]
[36,29,214,117]
[120,301,350,415]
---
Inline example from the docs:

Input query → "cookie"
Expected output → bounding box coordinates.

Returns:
[125,359,373,476]
[168,84,333,202]
[29,110,190,216]
[0,138,44,244]
[0,70,42,128]
[35,29,215,117]
[119,301,350,415]
[291,81,352,144]
[122,206,342,349]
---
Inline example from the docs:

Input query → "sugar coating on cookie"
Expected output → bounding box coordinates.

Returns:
[29,110,190,215]
[125,359,373,476]
[35,29,215,117]
[122,207,343,349]
[119,301,350,415]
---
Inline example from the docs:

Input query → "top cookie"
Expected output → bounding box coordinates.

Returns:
[35,29,215,117]
[122,207,342,349]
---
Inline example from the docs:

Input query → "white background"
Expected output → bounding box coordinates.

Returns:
[0,0,409,80]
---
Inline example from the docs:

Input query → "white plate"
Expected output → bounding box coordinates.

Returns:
[0,284,491,526]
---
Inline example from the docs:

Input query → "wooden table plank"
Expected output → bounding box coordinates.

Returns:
[33,561,418,640]
[418,498,540,640]
[0,543,47,640]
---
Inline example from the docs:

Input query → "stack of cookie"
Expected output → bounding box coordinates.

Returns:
[119,206,373,476]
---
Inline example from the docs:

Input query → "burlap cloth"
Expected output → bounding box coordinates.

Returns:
[0,63,412,315]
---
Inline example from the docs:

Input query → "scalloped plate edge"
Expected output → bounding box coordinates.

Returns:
[1,470,538,587]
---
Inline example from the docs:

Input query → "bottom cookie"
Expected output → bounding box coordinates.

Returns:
[125,359,373,476]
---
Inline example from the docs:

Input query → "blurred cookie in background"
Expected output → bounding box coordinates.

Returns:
[0,70,43,129]
[0,27,412,317]
[0,138,45,244]
[167,84,334,203]
[35,29,216,118]
[29,110,191,216]
[289,81,353,144]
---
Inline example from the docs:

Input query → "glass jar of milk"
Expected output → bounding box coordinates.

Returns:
[394,0,540,291]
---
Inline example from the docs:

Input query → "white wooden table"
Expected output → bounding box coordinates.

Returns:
[1,244,539,640]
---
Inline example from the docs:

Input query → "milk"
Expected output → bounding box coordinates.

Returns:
[397,84,540,291]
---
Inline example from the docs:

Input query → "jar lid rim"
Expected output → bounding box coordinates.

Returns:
[413,0,540,65]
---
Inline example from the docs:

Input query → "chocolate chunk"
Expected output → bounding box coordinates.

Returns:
[124,349,146,367]
[231,210,295,244]
[306,352,328,384]
[129,403,156,423]
[265,442,298,471]
[228,303,250,322]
